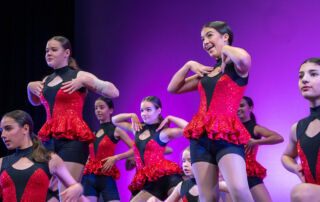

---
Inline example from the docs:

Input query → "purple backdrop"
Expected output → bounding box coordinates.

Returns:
[75,1,320,201]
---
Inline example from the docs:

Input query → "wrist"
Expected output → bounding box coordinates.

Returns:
[186,61,195,70]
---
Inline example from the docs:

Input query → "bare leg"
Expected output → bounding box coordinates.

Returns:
[192,162,219,202]
[87,196,98,202]
[291,183,320,202]
[59,162,85,201]
[130,190,157,202]
[218,154,253,202]
[250,183,272,202]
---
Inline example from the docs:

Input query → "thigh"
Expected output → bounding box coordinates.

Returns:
[192,162,219,195]
[218,153,248,189]
[250,183,272,202]
[130,190,155,202]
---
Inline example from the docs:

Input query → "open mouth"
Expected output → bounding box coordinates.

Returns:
[205,44,215,51]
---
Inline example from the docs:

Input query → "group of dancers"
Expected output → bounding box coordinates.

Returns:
[0,20,319,202]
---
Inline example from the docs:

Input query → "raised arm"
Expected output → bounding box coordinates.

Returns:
[281,123,304,182]
[61,71,119,98]
[167,61,213,94]
[112,113,140,133]
[221,45,251,76]
[101,127,134,172]
[245,125,284,154]
[157,115,189,143]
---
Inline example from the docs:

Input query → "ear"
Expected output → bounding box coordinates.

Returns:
[65,49,71,57]
[249,106,253,113]
[157,107,162,115]
[23,124,30,135]
[222,33,229,44]
[109,108,114,115]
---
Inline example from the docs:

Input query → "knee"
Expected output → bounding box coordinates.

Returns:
[228,184,251,201]
[291,184,310,202]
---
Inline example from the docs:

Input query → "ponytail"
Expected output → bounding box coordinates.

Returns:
[68,57,79,70]
[31,133,52,163]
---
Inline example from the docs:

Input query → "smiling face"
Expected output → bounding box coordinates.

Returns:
[45,39,70,69]
[182,149,193,177]
[140,101,161,124]
[0,117,28,150]
[201,27,229,58]
[238,98,252,122]
[299,62,320,102]
[95,100,113,123]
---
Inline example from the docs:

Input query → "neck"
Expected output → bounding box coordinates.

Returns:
[53,62,68,69]
[309,99,320,108]
[240,117,250,123]
[100,118,111,124]
[17,138,33,150]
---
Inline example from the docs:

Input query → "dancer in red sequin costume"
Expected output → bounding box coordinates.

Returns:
[82,97,133,201]
[166,146,199,202]
[168,21,253,201]
[112,96,188,201]
[26,36,119,201]
[0,110,87,202]
[282,58,320,201]
[237,96,283,202]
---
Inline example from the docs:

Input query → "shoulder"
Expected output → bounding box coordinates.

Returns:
[290,122,298,142]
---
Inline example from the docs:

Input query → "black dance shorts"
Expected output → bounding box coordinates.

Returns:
[247,176,263,189]
[82,174,120,201]
[43,138,89,165]
[132,174,182,200]
[190,134,245,165]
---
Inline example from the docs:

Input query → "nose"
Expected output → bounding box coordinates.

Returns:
[1,131,6,138]
[203,37,209,46]
[301,75,309,84]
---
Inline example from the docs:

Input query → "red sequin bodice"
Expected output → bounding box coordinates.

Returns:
[129,125,182,191]
[39,89,95,143]
[184,63,250,145]
[83,130,120,180]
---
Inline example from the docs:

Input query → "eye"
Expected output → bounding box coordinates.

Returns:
[311,72,318,77]
[299,74,304,79]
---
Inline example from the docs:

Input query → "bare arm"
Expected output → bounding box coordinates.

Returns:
[112,113,140,133]
[158,116,189,143]
[101,127,134,172]
[281,123,305,181]
[252,125,284,145]
[49,154,83,200]
[221,45,251,76]
[167,61,213,94]
[61,71,119,98]
[165,181,183,202]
